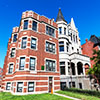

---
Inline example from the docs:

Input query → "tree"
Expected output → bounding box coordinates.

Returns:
[87,49,100,90]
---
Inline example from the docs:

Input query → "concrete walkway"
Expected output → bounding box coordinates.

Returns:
[54,93,81,100]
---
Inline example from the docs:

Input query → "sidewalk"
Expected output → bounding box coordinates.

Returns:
[54,93,81,100]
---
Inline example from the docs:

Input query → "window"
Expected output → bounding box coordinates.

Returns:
[64,27,66,35]
[66,43,69,52]
[28,82,34,92]
[17,82,23,92]
[6,82,11,90]
[31,38,36,49]
[10,48,15,58]
[32,21,37,31]
[60,62,65,75]
[61,82,66,90]
[23,20,28,29]
[46,26,55,37]
[8,64,13,74]
[30,57,36,70]
[73,35,75,42]
[79,83,82,89]
[19,57,25,70]
[59,27,62,34]
[59,41,64,52]
[76,36,78,43]
[46,41,55,53]
[21,37,27,49]
[72,47,74,50]
[13,34,17,42]
[70,33,72,41]
[69,82,75,88]
[77,49,79,53]
[46,60,56,72]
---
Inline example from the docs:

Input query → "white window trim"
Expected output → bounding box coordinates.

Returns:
[30,36,38,51]
[21,36,28,49]
[6,62,14,75]
[16,82,23,93]
[9,48,16,58]
[45,40,56,55]
[18,56,26,71]
[29,56,37,73]
[44,58,57,72]
[11,33,18,43]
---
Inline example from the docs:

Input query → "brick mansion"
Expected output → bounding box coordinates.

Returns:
[1,9,99,95]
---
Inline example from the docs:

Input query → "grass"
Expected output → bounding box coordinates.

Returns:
[56,90,100,100]
[0,92,72,100]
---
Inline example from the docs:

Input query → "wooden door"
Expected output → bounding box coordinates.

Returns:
[49,77,53,92]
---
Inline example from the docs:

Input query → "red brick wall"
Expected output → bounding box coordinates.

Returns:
[1,10,60,94]
[82,40,99,68]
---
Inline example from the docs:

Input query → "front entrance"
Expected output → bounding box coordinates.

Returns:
[49,77,53,92]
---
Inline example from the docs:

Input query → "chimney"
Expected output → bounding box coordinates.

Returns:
[85,39,88,43]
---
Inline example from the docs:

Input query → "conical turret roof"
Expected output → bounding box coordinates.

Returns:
[56,8,66,22]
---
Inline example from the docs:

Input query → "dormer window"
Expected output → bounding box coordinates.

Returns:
[59,27,62,34]
[46,26,55,37]
[13,34,17,42]
[23,20,28,29]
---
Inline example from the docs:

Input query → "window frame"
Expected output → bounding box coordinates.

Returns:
[46,41,56,54]
[29,57,36,70]
[59,41,64,52]
[17,82,23,92]
[59,27,62,34]
[45,59,56,72]
[13,34,17,42]
[46,26,55,37]
[31,37,37,50]
[28,82,34,92]
[10,48,15,58]
[6,82,11,90]
[19,57,25,70]
[60,61,66,75]
[8,64,13,74]
[32,21,37,31]
[21,37,27,49]
[23,20,28,30]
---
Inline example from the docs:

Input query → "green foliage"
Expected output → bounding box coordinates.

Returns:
[57,89,100,100]
[0,92,71,100]
[87,50,100,83]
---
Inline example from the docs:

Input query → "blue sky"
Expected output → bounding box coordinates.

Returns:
[0,0,100,68]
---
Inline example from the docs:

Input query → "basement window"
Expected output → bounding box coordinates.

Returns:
[28,82,34,92]
[6,82,11,90]
[17,82,23,92]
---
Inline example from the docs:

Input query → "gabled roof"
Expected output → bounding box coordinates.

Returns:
[56,8,67,22]
[89,35,100,47]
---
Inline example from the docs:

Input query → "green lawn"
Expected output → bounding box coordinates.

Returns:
[56,90,100,100]
[0,92,72,100]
